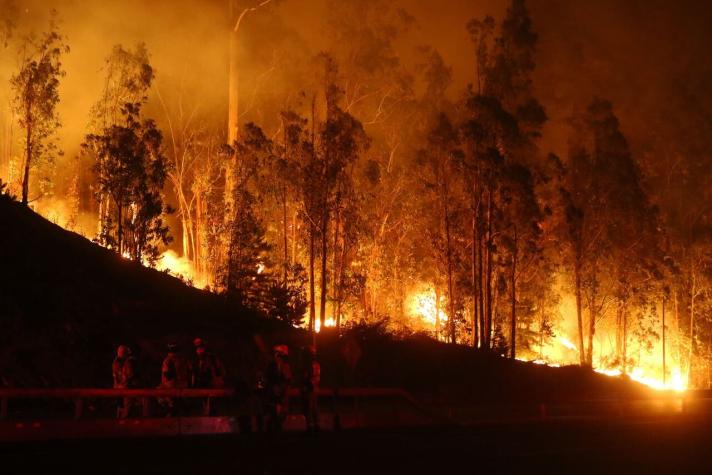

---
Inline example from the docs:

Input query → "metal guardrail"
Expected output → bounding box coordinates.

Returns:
[0,388,235,399]
[0,388,235,420]
[0,387,428,421]
[0,386,439,441]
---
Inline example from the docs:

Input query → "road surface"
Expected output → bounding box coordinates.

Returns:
[4,415,712,474]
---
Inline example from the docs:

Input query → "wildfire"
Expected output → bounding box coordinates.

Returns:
[407,287,447,327]
[156,250,205,287]
[511,283,690,393]
[522,330,689,392]
[315,317,336,333]
[593,366,686,392]
[558,336,578,352]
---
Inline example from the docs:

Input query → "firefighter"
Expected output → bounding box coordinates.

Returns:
[191,337,225,415]
[300,345,321,432]
[159,343,190,416]
[112,345,137,418]
[265,344,292,432]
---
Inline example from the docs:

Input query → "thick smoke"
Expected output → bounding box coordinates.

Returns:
[2,0,709,175]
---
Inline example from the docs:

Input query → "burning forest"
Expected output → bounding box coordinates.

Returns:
[0,0,711,399]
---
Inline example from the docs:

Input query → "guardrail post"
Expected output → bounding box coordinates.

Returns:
[74,398,83,420]
[1,397,7,420]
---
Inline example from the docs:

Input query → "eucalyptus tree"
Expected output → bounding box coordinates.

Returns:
[84,102,172,263]
[10,12,68,206]
[87,43,153,235]
[462,0,548,354]
[563,98,662,367]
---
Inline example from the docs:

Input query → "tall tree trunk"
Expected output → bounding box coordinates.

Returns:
[282,187,288,284]
[282,124,289,284]
[331,204,340,325]
[336,226,347,332]
[509,227,517,359]
[308,95,317,335]
[182,215,191,259]
[291,208,297,265]
[485,190,493,349]
[435,286,441,341]
[117,201,123,256]
[21,113,31,206]
[392,241,402,331]
[472,206,478,347]
[688,270,697,386]
[224,5,239,277]
[574,259,585,366]
[319,215,328,330]
[492,267,500,348]
[308,223,316,333]
[227,1,239,146]
[222,158,236,284]
[471,180,479,347]
[587,287,596,367]
[98,194,107,236]
[444,192,456,345]
[176,188,195,262]
[194,192,205,282]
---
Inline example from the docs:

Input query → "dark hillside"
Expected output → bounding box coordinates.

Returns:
[0,198,652,403]
[0,197,284,386]
[316,330,651,404]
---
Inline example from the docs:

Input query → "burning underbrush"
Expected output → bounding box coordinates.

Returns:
[0,197,676,406]
[513,291,688,393]
[15,197,694,394]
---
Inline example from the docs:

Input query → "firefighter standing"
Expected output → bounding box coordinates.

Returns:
[159,343,190,416]
[301,345,321,432]
[265,344,292,432]
[191,337,225,415]
[112,345,137,418]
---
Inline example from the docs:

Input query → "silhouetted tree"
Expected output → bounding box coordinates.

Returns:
[88,43,154,236]
[10,12,68,205]
[83,103,172,263]
[264,263,308,327]
[563,98,661,367]
[224,189,271,307]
